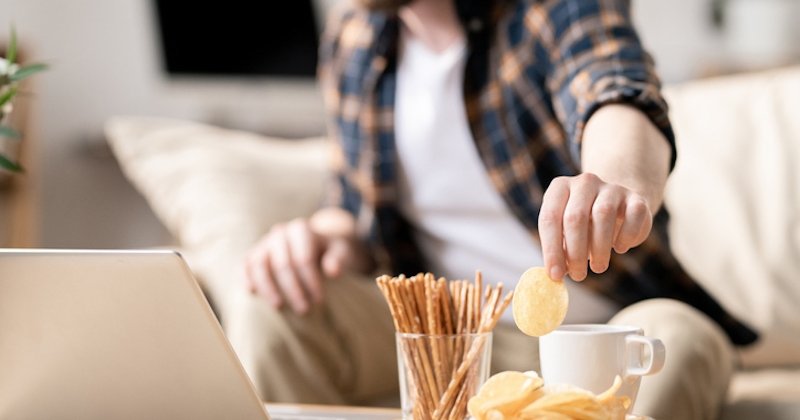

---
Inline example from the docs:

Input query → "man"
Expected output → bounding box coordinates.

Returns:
[232,0,758,418]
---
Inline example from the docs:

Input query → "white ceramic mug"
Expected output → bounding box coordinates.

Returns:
[538,324,665,411]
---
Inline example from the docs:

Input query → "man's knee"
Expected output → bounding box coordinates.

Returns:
[225,292,298,372]
[611,299,735,420]
[223,290,350,403]
[610,298,735,381]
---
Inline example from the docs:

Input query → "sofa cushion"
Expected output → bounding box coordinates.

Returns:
[663,67,800,367]
[104,116,329,320]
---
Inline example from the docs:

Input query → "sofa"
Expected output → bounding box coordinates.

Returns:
[104,67,800,419]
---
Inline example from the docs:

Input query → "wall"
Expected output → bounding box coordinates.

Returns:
[632,0,725,82]
[0,0,785,248]
[0,0,328,248]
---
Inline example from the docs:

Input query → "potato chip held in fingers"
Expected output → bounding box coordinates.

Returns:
[512,267,569,337]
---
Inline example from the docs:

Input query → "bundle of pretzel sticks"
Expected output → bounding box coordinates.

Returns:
[376,272,514,420]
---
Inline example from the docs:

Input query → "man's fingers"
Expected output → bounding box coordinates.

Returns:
[321,238,351,278]
[286,219,324,304]
[539,177,570,281]
[562,176,600,281]
[269,230,310,314]
[246,253,282,308]
[614,196,651,253]
[589,188,622,274]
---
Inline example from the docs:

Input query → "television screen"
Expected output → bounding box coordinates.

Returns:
[153,1,320,77]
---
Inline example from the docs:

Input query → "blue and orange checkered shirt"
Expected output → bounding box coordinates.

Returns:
[318,0,757,345]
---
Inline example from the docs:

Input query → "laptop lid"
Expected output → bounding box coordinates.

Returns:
[0,249,270,420]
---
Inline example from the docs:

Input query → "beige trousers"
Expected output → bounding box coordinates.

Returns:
[225,274,735,420]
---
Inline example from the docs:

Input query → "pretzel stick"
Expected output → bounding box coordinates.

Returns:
[452,283,468,371]
[425,275,446,398]
[450,281,461,327]
[457,282,468,333]
[430,274,451,399]
[466,285,474,334]
[483,284,492,319]
[404,276,418,331]
[487,290,513,332]
[413,275,429,333]
[481,286,500,328]
[433,291,514,420]
[439,279,454,335]
[474,271,482,332]
[376,277,400,331]
[436,280,454,382]
[392,280,438,414]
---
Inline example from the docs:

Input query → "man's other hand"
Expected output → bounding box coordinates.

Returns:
[243,209,370,314]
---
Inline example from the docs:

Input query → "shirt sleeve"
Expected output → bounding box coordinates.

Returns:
[317,5,362,215]
[534,0,677,170]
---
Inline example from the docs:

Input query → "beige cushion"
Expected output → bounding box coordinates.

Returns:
[663,67,800,367]
[104,116,329,320]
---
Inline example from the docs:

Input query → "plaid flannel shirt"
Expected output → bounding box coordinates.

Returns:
[318,0,758,345]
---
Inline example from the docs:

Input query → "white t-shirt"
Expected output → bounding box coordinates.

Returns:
[394,27,619,324]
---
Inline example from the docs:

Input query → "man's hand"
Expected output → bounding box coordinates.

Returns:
[242,209,372,314]
[539,173,653,281]
[540,105,672,282]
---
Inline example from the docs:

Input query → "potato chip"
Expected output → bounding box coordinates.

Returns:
[512,267,568,337]
[485,409,505,420]
[468,371,544,420]
[600,397,629,419]
[520,388,602,415]
[596,376,623,404]
[516,409,574,420]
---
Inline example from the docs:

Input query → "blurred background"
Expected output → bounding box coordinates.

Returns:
[0,0,798,250]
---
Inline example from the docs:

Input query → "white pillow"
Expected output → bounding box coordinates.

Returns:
[663,67,800,367]
[104,116,329,321]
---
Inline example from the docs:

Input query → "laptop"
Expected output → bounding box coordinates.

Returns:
[0,249,399,420]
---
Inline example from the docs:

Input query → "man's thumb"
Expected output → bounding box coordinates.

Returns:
[321,238,350,278]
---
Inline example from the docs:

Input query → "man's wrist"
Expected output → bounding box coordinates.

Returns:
[581,104,671,212]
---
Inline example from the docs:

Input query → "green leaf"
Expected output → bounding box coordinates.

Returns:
[0,125,20,139]
[7,25,17,66]
[10,63,47,81]
[0,153,22,172]
[0,86,17,107]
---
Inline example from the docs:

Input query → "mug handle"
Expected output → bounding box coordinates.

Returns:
[626,335,666,377]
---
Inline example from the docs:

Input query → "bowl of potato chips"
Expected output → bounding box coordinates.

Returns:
[467,370,633,420]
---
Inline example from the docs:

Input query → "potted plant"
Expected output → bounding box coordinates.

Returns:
[0,26,47,173]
